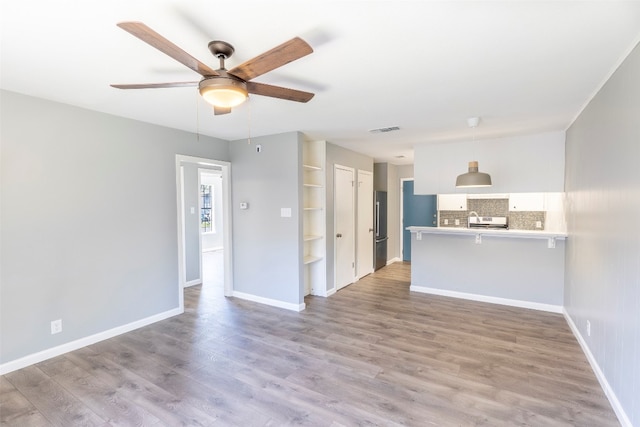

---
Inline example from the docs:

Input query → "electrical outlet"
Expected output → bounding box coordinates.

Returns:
[51,319,62,335]
[536,220,542,229]
[455,219,460,226]
[586,320,591,337]
[444,219,449,225]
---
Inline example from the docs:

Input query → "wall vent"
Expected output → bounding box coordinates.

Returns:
[369,126,400,134]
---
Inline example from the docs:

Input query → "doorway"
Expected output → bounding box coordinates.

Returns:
[176,155,233,312]
[199,169,224,289]
[334,165,355,290]
[401,179,436,262]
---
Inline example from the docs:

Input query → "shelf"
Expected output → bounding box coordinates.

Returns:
[304,255,323,265]
[303,164,322,171]
[302,139,326,297]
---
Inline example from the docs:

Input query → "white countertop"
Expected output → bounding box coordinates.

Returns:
[407,226,567,240]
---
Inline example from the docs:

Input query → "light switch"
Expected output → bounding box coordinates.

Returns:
[281,208,292,217]
[190,207,195,214]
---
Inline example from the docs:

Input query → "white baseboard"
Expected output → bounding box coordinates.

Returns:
[387,257,402,265]
[311,286,335,297]
[0,306,183,376]
[409,285,563,314]
[310,287,327,297]
[232,291,305,312]
[563,309,631,427]
[184,279,202,288]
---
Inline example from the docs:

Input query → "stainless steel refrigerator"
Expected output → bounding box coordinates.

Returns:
[374,191,388,271]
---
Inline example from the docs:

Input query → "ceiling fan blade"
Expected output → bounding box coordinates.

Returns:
[117,21,219,77]
[111,81,199,89]
[214,106,232,115]
[247,81,315,103]
[228,37,313,81]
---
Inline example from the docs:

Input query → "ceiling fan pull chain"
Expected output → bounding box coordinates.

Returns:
[196,90,200,141]
[247,97,252,145]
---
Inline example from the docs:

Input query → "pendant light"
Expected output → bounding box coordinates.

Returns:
[455,117,492,188]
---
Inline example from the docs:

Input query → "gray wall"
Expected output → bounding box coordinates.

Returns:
[411,234,565,307]
[229,132,303,305]
[0,90,229,364]
[397,164,413,181]
[373,163,388,191]
[183,164,201,283]
[564,41,640,425]
[325,143,374,291]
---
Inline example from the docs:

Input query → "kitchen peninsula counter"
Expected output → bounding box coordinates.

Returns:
[407,226,566,246]
[407,226,566,313]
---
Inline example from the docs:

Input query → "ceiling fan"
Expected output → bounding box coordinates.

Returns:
[111,21,315,115]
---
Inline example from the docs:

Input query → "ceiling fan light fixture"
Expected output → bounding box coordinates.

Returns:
[199,77,248,108]
[456,161,492,188]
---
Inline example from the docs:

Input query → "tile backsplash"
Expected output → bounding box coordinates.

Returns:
[468,198,509,217]
[439,198,545,230]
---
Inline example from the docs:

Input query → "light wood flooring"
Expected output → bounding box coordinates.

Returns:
[1,262,619,426]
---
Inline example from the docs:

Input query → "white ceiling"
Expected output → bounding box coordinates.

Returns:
[2,1,640,165]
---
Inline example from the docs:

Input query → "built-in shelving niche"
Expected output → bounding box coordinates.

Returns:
[302,140,326,296]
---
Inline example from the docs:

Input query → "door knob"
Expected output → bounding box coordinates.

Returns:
[369,228,374,232]
[336,233,342,238]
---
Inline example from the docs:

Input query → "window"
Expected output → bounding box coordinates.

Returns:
[200,184,214,233]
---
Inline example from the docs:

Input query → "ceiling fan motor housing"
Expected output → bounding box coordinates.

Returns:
[198,74,248,108]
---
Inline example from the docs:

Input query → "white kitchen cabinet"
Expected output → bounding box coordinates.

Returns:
[509,193,545,211]
[438,194,467,211]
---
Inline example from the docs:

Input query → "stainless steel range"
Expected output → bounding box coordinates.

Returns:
[468,214,508,229]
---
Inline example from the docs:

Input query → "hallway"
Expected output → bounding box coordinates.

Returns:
[201,249,224,290]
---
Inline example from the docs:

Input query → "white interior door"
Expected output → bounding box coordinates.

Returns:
[357,170,374,279]
[335,165,355,290]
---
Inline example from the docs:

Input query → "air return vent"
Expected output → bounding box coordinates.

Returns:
[369,126,400,134]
